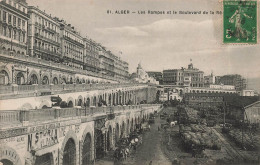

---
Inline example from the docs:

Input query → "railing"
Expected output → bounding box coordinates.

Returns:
[0,110,20,123]
[0,104,160,126]
[0,83,147,99]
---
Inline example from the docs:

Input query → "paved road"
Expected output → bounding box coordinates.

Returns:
[122,116,172,165]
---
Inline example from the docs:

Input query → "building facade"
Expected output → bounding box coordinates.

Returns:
[163,63,204,87]
[244,101,260,124]
[83,37,100,73]
[0,0,130,85]
[99,48,115,77]
[27,6,61,62]
[204,73,215,85]
[218,74,247,91]
[147,71,163,84]
[0,0,28,55]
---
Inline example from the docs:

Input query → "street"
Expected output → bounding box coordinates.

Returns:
[122,116,172,165]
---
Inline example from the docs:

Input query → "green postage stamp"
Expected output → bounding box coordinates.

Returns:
[223,0,257,44]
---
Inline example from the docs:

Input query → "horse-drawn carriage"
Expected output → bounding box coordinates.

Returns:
[113,133,143,162]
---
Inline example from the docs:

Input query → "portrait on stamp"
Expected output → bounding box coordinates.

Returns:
[223,1,257,43]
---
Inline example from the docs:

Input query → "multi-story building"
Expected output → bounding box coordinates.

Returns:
[113,55,129,80]
[83,37,100,73]
[163,63,204,87]
[244,101,260,124]
[163,69,184,85]
[99,47,115,77]
[0,0,28,55]
[218,74,247,91]
[147,71,163,84]
[27,6,61,62]
[204,73,215,85]
[0,1,130,85]
[58,19,84,70]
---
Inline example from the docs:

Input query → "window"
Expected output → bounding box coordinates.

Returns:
[8,28,11,38]
[13,30,16,39]
[18,18,21,27]
[3,11,7,22]
[13,16,16,26]
[22,20,25,29]
[2,26,7,36]
[8,13,11,24]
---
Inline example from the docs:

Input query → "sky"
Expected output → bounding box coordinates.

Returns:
[27,0,260,80]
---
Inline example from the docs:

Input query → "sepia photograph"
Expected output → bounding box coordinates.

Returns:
[0,0,259,165]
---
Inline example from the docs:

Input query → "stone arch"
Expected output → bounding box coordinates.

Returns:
[35,152,54,165]
[61,75,67,84]
[82,78,85,84]
[28,70,40,85]
[15,71,26,85]
[0,146,22,165]
[41,74,49,85]
[67,97,74,107]
[0,68,11,85]
[60,130,79,165]
[75,77,80,84]
[92,96,97,107]
[86,97,91,107]
[52,76,59,85]
[77,95,83,107]
[39,100,51,109]
[20,103,33,110]
[82,131,92,165]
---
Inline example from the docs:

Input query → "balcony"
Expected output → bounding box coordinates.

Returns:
[64,36,84,47]
[0,104,160,129]
[0,83,147,100]
[35,33,60,46]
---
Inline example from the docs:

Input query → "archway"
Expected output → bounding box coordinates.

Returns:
[53,77,58,84]
[107,125,113,151]
[42,76,49,85]
[16,72,25,85]
[68,101,73,107]
[76,78,80,84]
[35,153,54,165]
[95,129,104,159]
[30,74,38,84]
[62,77,67,84]
[86,98,90,107]
[93,96,97,107]
[115,123,120,146]
[63,138,76,165]
[77,99,83,107]
[82,133,92,165]
[0,70,9,85]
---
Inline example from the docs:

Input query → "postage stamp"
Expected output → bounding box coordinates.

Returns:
[223,0,257,44]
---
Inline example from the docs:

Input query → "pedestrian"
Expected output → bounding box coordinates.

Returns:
[149,160,153,165]
[158,126,160,131]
